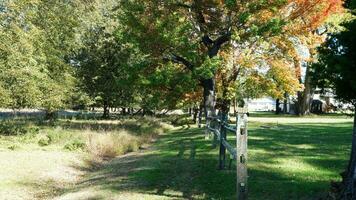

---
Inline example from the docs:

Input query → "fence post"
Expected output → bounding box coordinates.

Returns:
[236,114,248,200]
[219,113,227,170]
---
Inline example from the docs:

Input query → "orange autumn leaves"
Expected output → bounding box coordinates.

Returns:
[287,0,344,32]
[123,0,345,105]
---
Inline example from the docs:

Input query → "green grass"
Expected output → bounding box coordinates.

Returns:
[51,116,353,200]
[0,116,353,199]
[249,111,351,118]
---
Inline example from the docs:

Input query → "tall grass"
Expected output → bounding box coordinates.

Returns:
[0,117,173,159]
[86,130,140,158]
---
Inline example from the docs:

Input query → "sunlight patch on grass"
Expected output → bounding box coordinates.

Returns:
[249,136,268,141]
[249,117,353,124]
[276,158,333,175]
[286,144,316,150]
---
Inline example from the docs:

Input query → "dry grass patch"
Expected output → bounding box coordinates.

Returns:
[86,130,140,159]
[83,118,173,160]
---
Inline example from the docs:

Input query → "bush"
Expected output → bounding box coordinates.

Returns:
[38,135,51,146]
[8,144,19,150]
[0,121,40,136]
[64,139,85,151]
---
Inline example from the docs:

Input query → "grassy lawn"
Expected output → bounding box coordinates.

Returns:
[249,111,352,118]
[0,115,353,200]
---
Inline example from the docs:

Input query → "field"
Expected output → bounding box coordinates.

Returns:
[0,114,353,200]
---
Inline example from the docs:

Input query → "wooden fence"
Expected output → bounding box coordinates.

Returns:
[206,113,248,200]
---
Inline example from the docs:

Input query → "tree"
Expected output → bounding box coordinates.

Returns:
[0,1,44,110]
[0,0,95,118]
[76,32,135,118]
[74,0,152,118]
[119,0,342,120]
[313,0,356,198]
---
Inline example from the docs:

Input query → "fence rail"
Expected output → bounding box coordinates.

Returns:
[206,113,248,200]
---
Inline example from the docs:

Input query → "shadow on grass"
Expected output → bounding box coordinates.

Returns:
[62,121,352,200]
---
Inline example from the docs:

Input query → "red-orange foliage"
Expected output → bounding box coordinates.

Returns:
[289,0,344,32]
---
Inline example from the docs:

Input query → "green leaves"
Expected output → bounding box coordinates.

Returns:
[257,18,286,36]
[0,0,96,111]
[313,16,356,105]
[194,56,222,79]
[0,82,10,107]
[238,12,251,24]
[225,0,237,8]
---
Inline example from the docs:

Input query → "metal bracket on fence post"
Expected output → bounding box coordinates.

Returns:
[236,114,248,200]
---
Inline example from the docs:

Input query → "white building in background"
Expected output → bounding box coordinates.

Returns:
[244,88,350,113]
[245,97,276,112]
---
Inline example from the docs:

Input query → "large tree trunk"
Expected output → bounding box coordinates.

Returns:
[121,107,126,115]
[297,67,313,116]
[202,78,216,142]
[44,110,58,121]
[202,78,216,119]
[327,109,356,200]
[283,93,288,114]
[276,99,281,114]
[340,109,356,199]
[102,100,110,119]
[192,106,198,123]
[198,104,203,128]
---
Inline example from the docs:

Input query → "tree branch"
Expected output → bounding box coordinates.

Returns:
[202,35,213,47]
[163,54,194,71]
[173,2,191,9]
[228,66,241,83]
[208,32,232,58]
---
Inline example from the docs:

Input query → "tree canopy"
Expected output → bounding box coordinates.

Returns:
[118,0,343,116]
[313,1,356,105]
[0,0,345,119]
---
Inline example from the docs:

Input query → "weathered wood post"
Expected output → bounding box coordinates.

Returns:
[219,113,227,169]
[236,113,248,200]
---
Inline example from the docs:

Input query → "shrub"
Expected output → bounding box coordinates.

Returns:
[38,135,51,146]
[64,139,85,151]
[0,121,40,136]
[8,144,19,150]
